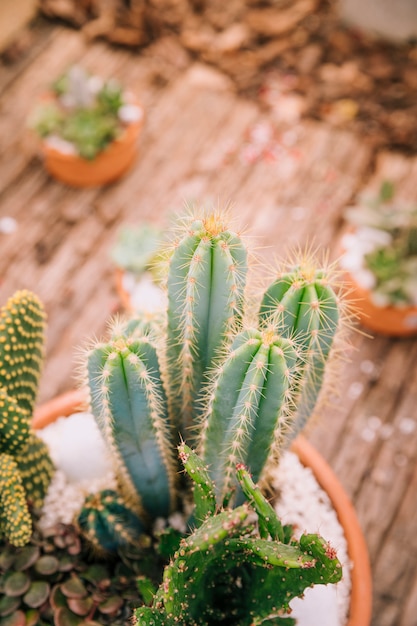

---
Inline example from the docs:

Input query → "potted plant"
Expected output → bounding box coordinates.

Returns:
[110,222,166,314]
[1,209,372,625]
[29,65,144,187]
[340,181,417,336]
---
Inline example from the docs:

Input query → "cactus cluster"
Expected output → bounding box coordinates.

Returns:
[85,210,342,526]
[0,291,54,547]
[78,209,345,622]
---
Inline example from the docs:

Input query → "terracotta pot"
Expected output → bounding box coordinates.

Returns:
[33,392,372,626]
[344,272,417,338]
[40,118,143,188]
[114,267,135,314]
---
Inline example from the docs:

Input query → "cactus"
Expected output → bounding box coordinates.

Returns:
[82,208,345,622]
[86,325,177,522]
[199,328,299,505]
[0,291,54,546]
[85,209,343,525]
[165,211,248,440]
[258,260,340,442]
[77,489,146,553]
[135,445,342,626]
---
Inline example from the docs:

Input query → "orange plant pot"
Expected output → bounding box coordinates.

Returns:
[40,117,143,188]
[114,267,135,314]
[345,273,417,337]
[33,391,372,625]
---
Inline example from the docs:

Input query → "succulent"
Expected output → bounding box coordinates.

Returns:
[0,291,54,547]
[111,223,164,278]
[341,180,417,307]
[135,444,342,626]
[0,515,147,626]
[30,66,139,160]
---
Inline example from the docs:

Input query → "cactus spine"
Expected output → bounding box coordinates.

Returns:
[0,291,54,546]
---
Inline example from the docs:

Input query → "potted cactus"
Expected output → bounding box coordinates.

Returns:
[340,181,417,336]
[1,210,371,625]
[29,65,144,187]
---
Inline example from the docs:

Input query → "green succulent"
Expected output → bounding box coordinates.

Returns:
[343,180,417,306]
[30,66,127,160]
[0,516,146,626]
[135,445,342,626]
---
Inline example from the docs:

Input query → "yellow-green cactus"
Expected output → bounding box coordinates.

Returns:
[0,291,54,546]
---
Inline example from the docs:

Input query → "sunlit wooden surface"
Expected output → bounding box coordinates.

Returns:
[1,20,417,626]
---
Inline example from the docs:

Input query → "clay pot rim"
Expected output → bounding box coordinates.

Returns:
[343,270,417,337]
[33,390,372,626]
[40,115,143,162]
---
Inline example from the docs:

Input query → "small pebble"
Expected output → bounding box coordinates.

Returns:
[0,217,17,234]
[348,381,363,399]
[360,360,375,375]
[361,427,376,442]
[399,417,416,435]
[118,104,144,124]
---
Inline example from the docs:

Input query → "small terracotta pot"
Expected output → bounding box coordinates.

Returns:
[33,392,372,626]
[114,267,135,314]
[40,117,143,188]
[345,272,417,337]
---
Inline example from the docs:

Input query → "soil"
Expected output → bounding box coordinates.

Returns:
[3,0,412,154]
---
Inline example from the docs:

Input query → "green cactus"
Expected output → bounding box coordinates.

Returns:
[0,454,32,547]
[83,209,345,622]
[77,489,146,553]
[85,210,343,528]
[0,291,54,547]
[135,446,342,626]
[0,289,46,415]
[86,327,177,521]
[258,261,340,442]
[199,328,299,505]
[165,211,248,441]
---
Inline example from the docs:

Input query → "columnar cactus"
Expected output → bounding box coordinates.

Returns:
[0,291,54,547]
[199,328,299,505]
[165,212,248,441]
[87,323,177,522]
[85,210,343,525]
[258,261,340,441]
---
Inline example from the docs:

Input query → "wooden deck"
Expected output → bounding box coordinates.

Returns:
[1,19,417,626]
